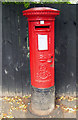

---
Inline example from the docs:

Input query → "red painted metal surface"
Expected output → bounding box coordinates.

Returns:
[23,7,60,88]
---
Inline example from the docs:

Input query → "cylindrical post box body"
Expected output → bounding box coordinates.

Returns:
[23,7,60,116]
[28,20,55,88]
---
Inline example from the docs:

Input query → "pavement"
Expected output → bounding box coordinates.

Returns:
[0,95,77,119]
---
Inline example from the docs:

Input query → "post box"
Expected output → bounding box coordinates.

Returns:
[23,7,60,116]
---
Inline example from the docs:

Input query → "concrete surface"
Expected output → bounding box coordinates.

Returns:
[0,95,77,119]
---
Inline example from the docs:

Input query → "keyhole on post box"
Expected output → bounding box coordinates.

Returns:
[51,56,53,63]
[47,56,53,63]
[50,56,54,67]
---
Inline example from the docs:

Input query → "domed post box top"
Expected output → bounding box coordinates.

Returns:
[23,7,60,21]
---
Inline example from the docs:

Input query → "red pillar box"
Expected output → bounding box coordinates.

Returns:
[23,7,60,116]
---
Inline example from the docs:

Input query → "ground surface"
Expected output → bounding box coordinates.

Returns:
[0,95,77,119]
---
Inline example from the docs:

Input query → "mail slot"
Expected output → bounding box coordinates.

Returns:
[23,7,60,116]
[35,25,50,31]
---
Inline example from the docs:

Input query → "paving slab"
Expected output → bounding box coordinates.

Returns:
[0,95,77,119]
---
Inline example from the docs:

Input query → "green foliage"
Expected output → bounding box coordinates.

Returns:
[2,0,72,8]
[24,2,30,8]
[2,2,24,4]
[23,1,72,8]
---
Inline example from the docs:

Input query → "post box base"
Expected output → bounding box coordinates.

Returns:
[29,86,55,116]
[28,103,54,116]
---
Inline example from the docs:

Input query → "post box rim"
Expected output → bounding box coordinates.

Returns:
[23,7,60,17]
[23,7,60,12]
